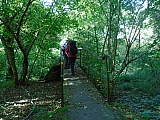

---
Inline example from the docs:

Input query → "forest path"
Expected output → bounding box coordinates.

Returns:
[63,65,124,120]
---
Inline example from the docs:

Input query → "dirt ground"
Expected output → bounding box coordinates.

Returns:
[0,81,62,120]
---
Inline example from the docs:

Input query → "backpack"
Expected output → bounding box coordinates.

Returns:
[69,40,77,54]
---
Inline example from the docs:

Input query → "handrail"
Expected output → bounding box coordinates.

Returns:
[77,47,104,77]
[77,47,112,104]
[78,48,112,72]
[78,47,103,61]
[60,48,64,107]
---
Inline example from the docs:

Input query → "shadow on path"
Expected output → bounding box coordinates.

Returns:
[63,66,124,120]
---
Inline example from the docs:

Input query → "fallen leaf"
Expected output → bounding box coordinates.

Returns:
[126,114,132,119]
[84,105,87,109]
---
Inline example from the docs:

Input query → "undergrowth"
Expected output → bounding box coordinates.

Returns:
[0,80,14,88]
[32,106,68,120]
[115,73,160,120]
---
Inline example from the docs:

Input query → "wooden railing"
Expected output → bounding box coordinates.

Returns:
[60,47,112,104]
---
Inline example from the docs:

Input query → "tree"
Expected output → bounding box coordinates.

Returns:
[0,0,76,86]
[63,0,159,103]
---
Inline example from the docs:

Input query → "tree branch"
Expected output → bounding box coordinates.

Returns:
[0,18,17,40]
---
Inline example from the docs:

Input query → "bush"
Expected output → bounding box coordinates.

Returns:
[0,80,14,89]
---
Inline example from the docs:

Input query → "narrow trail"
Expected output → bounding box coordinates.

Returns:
[63,65,124,120]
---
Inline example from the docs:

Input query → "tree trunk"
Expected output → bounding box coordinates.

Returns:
[6,49,14,80]
[1,31,19,85]
[19,52,29,85]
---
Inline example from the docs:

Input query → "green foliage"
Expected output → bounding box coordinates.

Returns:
[141,110,155,119]
[0,50,6,78]
[29,48,60,79]
[121,82,133,91]
[114,103,125,108]
[1,0,79,84]
[0,80,14,89]
[0,0,159,119]
[119,72,159,96]
[0,55,6,72]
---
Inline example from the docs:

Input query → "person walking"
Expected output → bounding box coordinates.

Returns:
[61,39,69,69]
[65,40,78,75]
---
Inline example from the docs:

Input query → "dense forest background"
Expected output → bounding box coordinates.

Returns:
[0,0,160,119]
